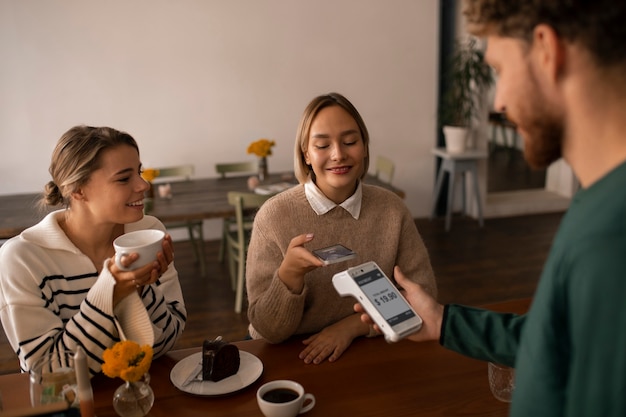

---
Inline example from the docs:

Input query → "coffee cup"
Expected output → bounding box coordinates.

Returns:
[113,229,165,271]
[257,380,315,417]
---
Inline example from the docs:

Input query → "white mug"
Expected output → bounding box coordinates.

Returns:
[257,380,315,417]
[113,229,165,271]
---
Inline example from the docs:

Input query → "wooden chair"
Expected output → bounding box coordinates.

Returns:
[374,155,395,184]
[152,165,207,276]
[215,161,258,178]
[225,191,271,313]
[215,161,259,263]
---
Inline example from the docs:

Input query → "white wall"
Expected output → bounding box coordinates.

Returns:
[0,1,439,238]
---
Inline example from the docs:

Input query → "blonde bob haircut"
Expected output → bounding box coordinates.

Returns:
[293,92,370,184]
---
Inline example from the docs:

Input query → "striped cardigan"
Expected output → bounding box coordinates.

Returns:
[0,211,186,376]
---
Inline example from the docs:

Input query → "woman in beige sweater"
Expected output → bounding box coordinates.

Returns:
[246,93,436,364]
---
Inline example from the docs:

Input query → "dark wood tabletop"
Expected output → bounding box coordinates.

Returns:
[0,173,405,240]
[0,298,530,417]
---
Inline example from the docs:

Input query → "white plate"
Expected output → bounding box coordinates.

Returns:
[170,351,263,396]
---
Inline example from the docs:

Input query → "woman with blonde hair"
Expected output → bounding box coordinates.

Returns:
[246,93,436,364]
[0,125,186,375]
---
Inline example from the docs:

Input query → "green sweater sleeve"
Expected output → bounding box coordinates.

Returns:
[440,304,526,367]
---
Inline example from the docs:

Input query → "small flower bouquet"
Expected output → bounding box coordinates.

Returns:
[103,341,155,416]
[140,168,160,183]
[102,340,153,382]
[247,139,275,158]
[141,169,160,203]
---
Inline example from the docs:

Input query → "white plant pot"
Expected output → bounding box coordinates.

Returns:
[443,126,468,153]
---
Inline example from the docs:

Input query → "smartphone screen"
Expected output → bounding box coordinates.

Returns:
[352,267,416,326]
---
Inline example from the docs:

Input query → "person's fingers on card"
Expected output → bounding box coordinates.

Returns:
[283,234,322,265]
[284,233,323,266]
[288,233,315,249]
[278,234,323,293]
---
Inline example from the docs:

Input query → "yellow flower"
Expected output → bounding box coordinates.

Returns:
[141,168,160,183]
[102,340,153,382]
[247,139,275,158]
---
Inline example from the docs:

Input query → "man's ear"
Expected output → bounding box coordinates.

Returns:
[532,23,567,83]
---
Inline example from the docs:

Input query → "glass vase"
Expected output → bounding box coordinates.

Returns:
[112,373,154,417]
[258,157,268,181]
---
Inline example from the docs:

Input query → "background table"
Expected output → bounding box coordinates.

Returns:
[0,298,529,417]
[430,147,487,231]
[0,173,404,240]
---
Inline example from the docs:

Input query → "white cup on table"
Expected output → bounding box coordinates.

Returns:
[158,183,172,199]
[113,229,165,271]
[257,380,315,417]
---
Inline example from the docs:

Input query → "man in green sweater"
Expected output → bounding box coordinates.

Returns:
[357,1,626,416]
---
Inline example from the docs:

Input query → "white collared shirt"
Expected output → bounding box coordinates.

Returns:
[304,177,362,219]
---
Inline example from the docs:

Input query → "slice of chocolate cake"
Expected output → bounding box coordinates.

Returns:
[202,338,241,382]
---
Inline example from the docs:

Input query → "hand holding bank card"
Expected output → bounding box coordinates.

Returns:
[332,261,423,342]
[313,244,356,265]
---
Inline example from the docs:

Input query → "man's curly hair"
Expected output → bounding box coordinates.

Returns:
[463,0,626,68]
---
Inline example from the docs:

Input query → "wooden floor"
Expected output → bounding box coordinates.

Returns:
[0,211,564,374]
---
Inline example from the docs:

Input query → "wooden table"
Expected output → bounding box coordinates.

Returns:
[0,298,529,416]
[0,173,404,239]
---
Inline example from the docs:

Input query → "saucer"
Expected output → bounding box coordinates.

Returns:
[170,351,263,396]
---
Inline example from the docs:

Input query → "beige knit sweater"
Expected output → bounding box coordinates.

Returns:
[246,184,437,342]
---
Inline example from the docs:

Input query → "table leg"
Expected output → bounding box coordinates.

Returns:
[469,165,484,227]
[430,162,446,219]
[445,160,455,232]
[461,171,467,216]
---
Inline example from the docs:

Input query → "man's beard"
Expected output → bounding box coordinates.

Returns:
[513,64,564,170]
[521,111,563,170]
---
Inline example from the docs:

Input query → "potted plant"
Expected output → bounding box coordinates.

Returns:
[439,37,494,153]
